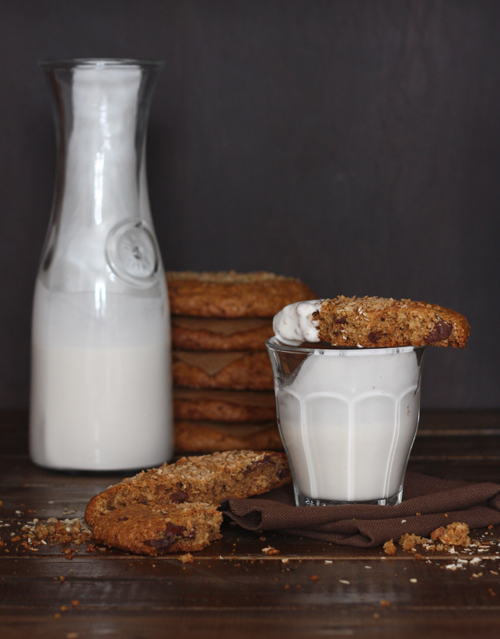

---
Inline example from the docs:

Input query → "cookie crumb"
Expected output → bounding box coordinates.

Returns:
[383,539,397,555]
[430,522,470,547]
[399,534,426,552]
[178,553,194,564]
[262,546,280,555]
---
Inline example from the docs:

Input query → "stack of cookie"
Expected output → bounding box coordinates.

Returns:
[167,271,316,454]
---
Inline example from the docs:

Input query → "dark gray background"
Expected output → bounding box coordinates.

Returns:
[0,1,498,409]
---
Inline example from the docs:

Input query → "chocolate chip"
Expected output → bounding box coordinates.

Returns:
[243,455,275,475]
[143,522,193,550]
[117,517,129,522]
[425,320,452,344]
[143,538,177,549]
[170,491,189,504]
[334,317,347,324]
[277,468,290,481]
[164,523,187,536]
[368,331,383,343]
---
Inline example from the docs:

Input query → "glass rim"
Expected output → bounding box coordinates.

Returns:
[266,336,425,356]
[38,58,164,70]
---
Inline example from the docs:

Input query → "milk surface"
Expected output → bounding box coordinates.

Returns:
[30,281,172,471]
[275,346,421,503]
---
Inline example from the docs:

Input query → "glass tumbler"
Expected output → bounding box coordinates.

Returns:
[266,338,426,506]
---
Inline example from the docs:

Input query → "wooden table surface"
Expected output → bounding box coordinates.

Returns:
[1,410,500,638]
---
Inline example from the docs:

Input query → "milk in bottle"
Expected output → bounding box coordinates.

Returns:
[30,59,172,471]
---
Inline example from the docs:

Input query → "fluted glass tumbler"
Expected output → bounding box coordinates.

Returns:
[266,338,426,506]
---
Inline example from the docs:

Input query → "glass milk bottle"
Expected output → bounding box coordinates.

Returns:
[30,59,173,471]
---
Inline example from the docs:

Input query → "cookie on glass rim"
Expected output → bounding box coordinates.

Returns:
[313,296,470,348]
[272,296,470,349]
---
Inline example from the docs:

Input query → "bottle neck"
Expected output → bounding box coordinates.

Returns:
[62,67,143,226]
[38,62,163,293]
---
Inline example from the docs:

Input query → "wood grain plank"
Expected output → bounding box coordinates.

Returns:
[411,435,500,459]
[0,556,499,611]
[1,609,500,639]
[419,411,500,435]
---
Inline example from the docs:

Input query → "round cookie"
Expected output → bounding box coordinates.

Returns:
[174,421,283,454]
[174,388,276,422]
[167,271,316,318]
[172,351,274,391]
[171,316,273,351]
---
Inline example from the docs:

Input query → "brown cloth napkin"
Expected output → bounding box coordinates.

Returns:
[222,472,500,547]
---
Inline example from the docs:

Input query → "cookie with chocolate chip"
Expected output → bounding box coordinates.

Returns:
[85,450,291,555]
[314,296,470,348]
[173,389,277,423]
[91,503,223,556]
[174,420,283,454]
[171,316,274,351]
[167,271,316,318]
[172,351,274,390]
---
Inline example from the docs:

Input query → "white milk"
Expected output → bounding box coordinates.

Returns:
[274,346,422,503]
[30,281,172,471]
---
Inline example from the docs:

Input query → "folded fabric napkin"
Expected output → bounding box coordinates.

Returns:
[222,472,500,547]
